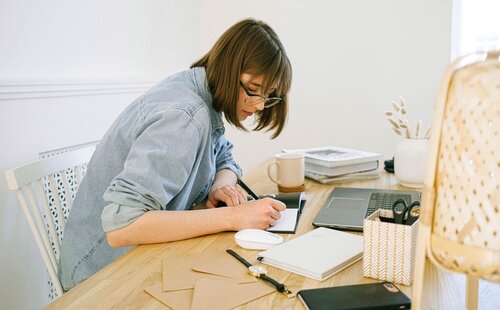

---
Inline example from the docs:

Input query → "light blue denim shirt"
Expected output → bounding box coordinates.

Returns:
[58,67,242,291]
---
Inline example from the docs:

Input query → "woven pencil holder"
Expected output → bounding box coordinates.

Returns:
[362,209,419,286]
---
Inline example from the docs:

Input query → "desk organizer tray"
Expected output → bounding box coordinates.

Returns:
[362,209,418,286]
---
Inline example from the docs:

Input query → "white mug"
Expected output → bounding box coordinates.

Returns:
[267,153,305,188]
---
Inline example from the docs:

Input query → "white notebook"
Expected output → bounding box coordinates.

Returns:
[256,227,363,281]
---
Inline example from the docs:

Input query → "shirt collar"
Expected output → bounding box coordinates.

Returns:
[192,67,225,134]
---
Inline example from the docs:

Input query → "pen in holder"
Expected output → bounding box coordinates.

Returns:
[362,209,419,286]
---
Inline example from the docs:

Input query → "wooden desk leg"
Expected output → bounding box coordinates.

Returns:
[466,276,479,310]
[412,225,430,310]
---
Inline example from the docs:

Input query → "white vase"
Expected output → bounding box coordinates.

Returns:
[394,139,430,188]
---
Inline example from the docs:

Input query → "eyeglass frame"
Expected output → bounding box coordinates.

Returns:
[239,81,283,108]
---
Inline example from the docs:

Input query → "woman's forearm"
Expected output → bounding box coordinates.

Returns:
[106,196,287,247]
[106,207,237,247]
[211,168,238,190]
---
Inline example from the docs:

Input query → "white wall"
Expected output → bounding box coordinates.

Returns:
[197,0,452,171]
[0,0,452,309]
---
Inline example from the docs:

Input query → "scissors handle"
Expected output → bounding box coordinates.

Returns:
[404,201,420,225]
[392,199,408,224]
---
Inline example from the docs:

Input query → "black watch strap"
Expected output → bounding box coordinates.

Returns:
[259,274,288,294]
[226,249,293,297]
[227,249,252,267]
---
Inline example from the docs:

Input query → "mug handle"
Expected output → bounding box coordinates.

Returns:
[267,162,281,185]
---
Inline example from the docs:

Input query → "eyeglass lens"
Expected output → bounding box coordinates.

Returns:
[240,81,281,108]
[245,96,280,108]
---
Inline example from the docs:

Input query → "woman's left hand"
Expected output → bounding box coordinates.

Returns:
[206,185,248,208]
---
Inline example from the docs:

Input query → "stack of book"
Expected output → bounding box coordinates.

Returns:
[283,146,382,184]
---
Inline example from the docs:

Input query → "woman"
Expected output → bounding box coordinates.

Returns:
[59,18,292,291]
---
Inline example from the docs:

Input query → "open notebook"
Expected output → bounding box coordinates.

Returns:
[264,192,306,234]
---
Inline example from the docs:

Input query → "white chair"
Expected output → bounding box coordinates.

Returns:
[412,51,500,309]
[4,145,96,298]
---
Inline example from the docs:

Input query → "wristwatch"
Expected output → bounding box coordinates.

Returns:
[226,249,293,297]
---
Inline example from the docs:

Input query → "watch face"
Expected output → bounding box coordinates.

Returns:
[249,265,267,275]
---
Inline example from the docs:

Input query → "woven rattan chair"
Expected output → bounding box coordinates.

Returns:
[413,50,500,309]
[4,145,96,298]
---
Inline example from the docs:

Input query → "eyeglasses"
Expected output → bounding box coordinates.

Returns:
[239,81,283,108]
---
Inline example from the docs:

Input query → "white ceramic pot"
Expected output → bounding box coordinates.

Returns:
[394,139,430,188]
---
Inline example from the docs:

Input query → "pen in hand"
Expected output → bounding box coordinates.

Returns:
[237,179,260,200]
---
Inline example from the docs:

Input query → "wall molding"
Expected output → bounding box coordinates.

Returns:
[0,81,156,100]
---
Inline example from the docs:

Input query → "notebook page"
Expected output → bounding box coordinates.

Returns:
[267,209,299,232]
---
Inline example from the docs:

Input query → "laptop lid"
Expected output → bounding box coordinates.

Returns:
[313,187,421,231]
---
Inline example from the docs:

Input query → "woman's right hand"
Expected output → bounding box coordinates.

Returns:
[230,197,286,230]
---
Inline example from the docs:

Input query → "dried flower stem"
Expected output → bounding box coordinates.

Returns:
[385,96,430,140]
[424,126,431,139]
[392,127,402,135]
[415,119,422,138]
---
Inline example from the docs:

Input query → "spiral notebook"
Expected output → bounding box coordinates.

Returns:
[257,227,363,281]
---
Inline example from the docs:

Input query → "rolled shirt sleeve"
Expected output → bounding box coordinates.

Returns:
[214,136,242,178]
[101,203,148,232]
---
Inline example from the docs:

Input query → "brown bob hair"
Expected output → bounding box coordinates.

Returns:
[191,18,292,138]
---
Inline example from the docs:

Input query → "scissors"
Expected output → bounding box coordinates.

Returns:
[391,199,420,225]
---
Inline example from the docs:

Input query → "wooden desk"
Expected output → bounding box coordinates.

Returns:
[46,161,500,309]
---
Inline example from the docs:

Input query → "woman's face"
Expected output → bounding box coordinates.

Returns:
[237,73,274,121]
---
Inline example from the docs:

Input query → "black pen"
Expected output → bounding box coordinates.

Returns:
[237,179,260,200]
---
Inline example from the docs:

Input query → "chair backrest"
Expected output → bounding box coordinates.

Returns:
[421,50,500,283]
[4,145,96,296]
